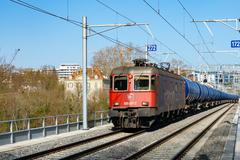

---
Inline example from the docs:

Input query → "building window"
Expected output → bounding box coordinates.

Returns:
[88,82,90,90]
[68,82,73,88]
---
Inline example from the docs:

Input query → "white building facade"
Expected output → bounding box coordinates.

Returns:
[56,64,80,79]
[191,64,240,94]
[62,67,109,98]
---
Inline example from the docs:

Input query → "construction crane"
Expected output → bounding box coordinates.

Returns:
[7,48,20,70]
[1,49,20,83]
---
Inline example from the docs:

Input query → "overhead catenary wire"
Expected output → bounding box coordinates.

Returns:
[9,0,148,58]
[143,0,210,67]
[95,0,158,61]
[95,0,193,66]
[177,0,219,64]
[10,0,192,68]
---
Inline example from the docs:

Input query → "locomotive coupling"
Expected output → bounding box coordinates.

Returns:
[120,111,139,128]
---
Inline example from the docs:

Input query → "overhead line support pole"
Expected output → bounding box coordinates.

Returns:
[81,17,147,130]
[82,16,88,130]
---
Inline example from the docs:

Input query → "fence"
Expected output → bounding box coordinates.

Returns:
[0,110,109,146]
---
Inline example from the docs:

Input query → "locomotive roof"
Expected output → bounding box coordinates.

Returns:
[111,66,182,80]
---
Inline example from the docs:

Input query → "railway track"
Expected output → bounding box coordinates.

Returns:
[124,103,234,160]
[59,129,145,160]
[14,103,234,160]
[172,104,235,160]
[16,129,145,160]
[16,129,122,160]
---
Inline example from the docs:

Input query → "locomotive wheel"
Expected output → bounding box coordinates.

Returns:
[111,118,120,128]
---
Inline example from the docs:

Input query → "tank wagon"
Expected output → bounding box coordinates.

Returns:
[109,59,239,128]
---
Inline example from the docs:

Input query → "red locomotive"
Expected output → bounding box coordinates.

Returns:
[109,59,239,128]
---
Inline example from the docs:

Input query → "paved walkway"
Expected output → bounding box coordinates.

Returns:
[222,103,240,160]
[234,104,240,160]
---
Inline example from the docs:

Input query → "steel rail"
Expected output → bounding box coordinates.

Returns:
[172,104,235,159]
[60,129,146,160]
[16,129,122,160]
[124,103,233,160]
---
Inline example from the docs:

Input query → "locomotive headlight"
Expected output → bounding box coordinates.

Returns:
[114,102,120,106]
[142,101,149,106]
[128,74,133,79]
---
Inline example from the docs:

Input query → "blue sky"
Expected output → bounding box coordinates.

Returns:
[0,0,239,69]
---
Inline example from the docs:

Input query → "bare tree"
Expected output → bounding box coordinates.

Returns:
[0,57,14,92]
[169,58,188,75]
[170,58,186,69]
[92,45,135,77]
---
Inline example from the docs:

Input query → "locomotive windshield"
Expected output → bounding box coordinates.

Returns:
[151,75,156,90]
[113,76,128,90]
[134,75,149,90]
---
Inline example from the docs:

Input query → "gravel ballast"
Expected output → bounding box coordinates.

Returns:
[0,124,114,160]
[81,104,231,160]
[0,104,237,160]
[186,105,238,160]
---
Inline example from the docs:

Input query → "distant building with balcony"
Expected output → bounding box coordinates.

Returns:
[56,64,80,79]
[62,67,109,97]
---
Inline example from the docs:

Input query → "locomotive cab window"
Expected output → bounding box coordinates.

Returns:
[114,76,128,90]
[134,75,149,90]
[151,75,156,90]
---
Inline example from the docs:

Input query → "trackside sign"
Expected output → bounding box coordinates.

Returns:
[231,40,240,48]
[147,44,157,51]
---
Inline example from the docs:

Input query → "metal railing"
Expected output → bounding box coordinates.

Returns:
[0,111,109,146]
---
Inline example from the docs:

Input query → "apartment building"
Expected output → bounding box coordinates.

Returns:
[56,64,80,79]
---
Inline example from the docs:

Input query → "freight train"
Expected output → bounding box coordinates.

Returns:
[109,59,239,128]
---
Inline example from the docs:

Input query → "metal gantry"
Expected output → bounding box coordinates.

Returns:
[193,18,240,34]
